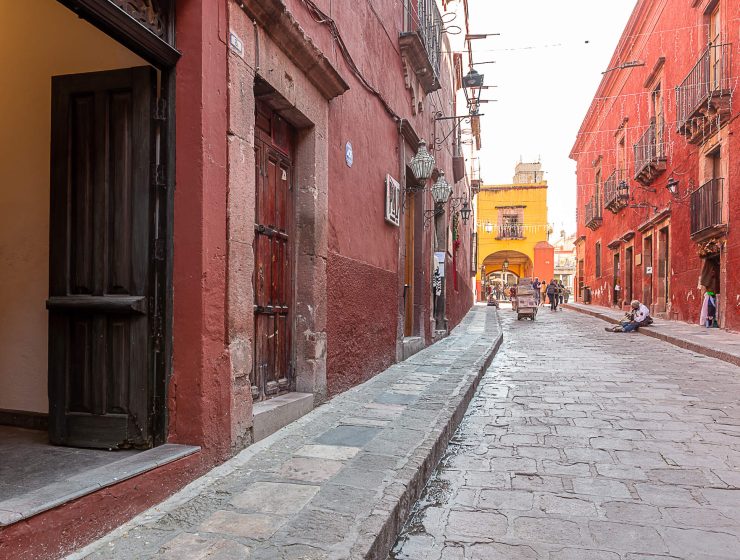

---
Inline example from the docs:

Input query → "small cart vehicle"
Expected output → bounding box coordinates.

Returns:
[515,278,538,321]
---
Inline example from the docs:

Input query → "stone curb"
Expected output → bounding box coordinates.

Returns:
[563,303,740,367]
[365,329,503,559]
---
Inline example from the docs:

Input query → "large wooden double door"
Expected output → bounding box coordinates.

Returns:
[48,67,163,449]
[252,107,294,401]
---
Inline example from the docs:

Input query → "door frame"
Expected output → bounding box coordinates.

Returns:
[53,0,179,446]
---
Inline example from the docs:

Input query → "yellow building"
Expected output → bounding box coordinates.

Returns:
[475,162,554,300]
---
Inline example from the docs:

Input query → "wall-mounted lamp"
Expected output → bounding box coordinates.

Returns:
[666,177,679,197]
[431,171,452,204]
[462,68,485,115]
[409,139,436,186]
[618,180,630,202]
[460,201,472,224]
[502,259,509,270]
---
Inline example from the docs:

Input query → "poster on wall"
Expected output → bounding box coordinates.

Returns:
[435,252,446,277]
[385,174,400,226]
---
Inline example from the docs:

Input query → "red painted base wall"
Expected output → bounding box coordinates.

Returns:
[0,454,206,560]
[327,252,398,395]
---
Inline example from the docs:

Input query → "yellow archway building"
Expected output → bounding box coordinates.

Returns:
[475,163,553,299]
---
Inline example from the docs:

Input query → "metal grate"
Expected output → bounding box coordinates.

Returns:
[416,0,442,78]
[690,178,724,236]
[634,118,665,176]
[676,43,732,129]
[603,170,627,212]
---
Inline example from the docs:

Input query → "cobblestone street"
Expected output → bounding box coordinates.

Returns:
[392,306,740,560]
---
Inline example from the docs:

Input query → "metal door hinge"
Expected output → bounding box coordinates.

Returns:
[152,163,166,189]
[153,98,167,121]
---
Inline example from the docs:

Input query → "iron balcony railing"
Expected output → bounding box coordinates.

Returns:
[691,178,724,237]
[584,196,602,230]
[676,43,732,130]
[603,169,628,213]
[634,118,666,177]
[406,0,442,78]
[497,223,524,239]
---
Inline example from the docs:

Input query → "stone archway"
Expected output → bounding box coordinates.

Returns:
[478,250,533,301]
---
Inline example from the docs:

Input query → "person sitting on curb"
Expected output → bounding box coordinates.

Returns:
[605,300,652,332]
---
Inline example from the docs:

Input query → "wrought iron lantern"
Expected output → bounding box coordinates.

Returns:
[460,200,472,224]
[666,177,679,197]
[618,180,630,202]
[409,139,436,184]
[462,68,485,115]
[502,259,509,270]
[431,171,452,204]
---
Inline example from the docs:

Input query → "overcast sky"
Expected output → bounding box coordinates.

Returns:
[466,0,637,235]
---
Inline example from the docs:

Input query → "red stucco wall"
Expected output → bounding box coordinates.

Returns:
[327,252,398,395]
[290,0,476,391]
[533,243,555,282]
[572,0,739,330]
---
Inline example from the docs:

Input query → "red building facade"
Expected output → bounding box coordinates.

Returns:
[572,0,739,331]
[0,1,478,557]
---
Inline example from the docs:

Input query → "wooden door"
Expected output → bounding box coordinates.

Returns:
[252,108,293,401]
[48,67,157,449]
[404,193,415,337]
[657,227,669,312]
[625,247,633,303]
[643,236,653,307]
[613,253,621,306]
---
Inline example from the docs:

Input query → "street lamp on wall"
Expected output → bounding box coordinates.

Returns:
[462,68,485,115]
[459,200,472,224]
[666,177,679,197]
[502,259,509,270]
[409,139,436,185]
[431,171,452,204]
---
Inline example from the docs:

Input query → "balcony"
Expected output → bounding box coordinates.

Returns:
[603,170,629,214]
[584,196,602,230]
[496,224,524,239]
[676,44,732,144]
[399,0,442,93]
[691,178,726,240]
[634,118,666,186]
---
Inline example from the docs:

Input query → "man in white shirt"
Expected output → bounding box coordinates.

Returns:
[606,300,651,333]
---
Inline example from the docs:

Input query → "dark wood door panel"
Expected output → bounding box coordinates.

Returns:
[49,66,156,449]
[252,131,294,402]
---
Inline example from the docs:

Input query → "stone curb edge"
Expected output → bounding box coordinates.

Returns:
[562,304,739,367]
[363,325,505,559]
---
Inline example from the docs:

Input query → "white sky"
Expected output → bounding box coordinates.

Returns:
[467,0,637,234]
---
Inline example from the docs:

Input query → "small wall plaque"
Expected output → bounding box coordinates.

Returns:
[345,141,354,168]
[385,174,400,226]
[229,32,244,57]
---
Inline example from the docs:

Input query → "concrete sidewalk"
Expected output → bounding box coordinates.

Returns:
[68,306,501,560]
[564,302,740,367]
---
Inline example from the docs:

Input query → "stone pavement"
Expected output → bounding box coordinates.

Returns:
[565,301,740,367]
[392,304,740,560]
[67,306,501,560]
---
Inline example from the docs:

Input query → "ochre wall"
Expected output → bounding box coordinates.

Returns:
[476,183,550,288]
[0,0,146,413]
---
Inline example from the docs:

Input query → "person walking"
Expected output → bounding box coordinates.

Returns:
[533,277,541,306]
[540,280,547,306]
[558,281,565,306]
[546,280,558,310]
